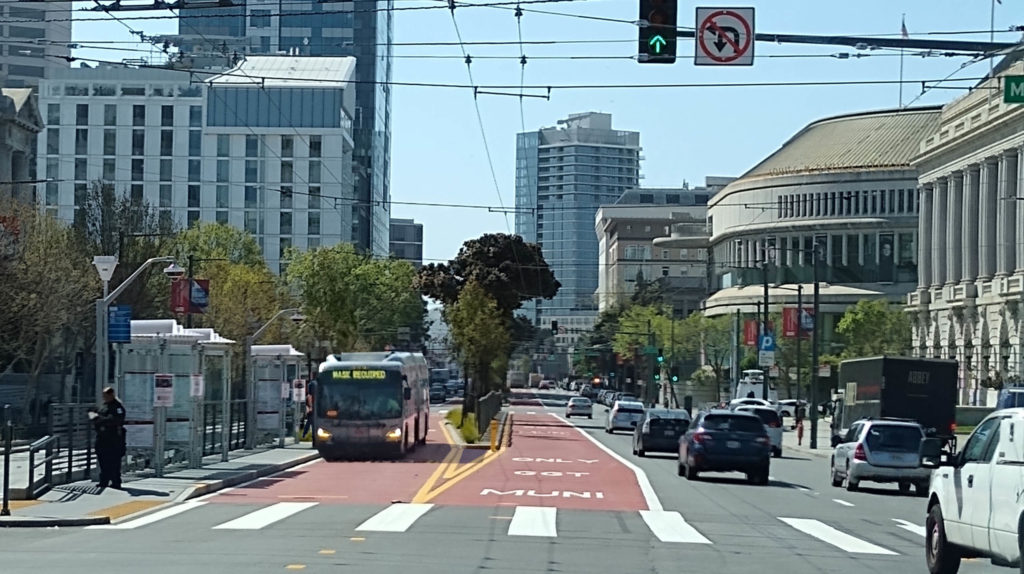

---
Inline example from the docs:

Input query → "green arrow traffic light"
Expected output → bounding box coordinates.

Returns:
[649,34,666,54]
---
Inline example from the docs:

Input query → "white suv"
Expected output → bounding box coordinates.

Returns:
[830,418,931,495]
[606,401,645,434]
[922,409,1024,573]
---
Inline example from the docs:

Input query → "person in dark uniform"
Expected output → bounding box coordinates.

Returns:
[89,386,126,489]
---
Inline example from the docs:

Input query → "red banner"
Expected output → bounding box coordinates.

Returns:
[743,319,759,346]
[171,278,211,315]
[782,307,813,338]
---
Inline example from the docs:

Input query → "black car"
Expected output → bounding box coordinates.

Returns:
[429,385,447,403]
[632,409,691,457]
[678,410,772,485]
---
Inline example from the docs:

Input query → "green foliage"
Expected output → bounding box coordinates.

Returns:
[573,308,621,375]
[286,243,425,352]
[835,299,911,358]
[677,314,733,391]
[446,281,511,404]
[416,233,559,317]
[445,408,480,444]
[175,221,266,267]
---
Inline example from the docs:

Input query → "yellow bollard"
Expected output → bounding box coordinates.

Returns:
[490,419,499,451]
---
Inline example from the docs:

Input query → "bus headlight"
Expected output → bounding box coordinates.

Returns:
[316,427,332,440]
[385,427,402,441]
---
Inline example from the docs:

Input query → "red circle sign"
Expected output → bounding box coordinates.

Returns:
[698,9,753,63]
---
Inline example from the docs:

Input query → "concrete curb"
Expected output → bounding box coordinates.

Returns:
[181,451,322,501]
[0,515,110,528]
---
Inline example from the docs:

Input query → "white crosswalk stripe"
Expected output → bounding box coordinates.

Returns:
[212,502,318,530]
[508,506,557,537]
[87,501,208,530]
[779,517,897,555]
[355,503,434,533]
[639,510,711,544]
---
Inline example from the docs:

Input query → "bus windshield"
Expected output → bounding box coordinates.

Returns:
[317,370,403,421]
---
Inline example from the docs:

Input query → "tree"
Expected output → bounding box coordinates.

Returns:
[286,243,425,352]
[445,281,510,415]
[836,299,911,358]
[175,221,266,267]
[0,201,98,418]
[416,233,560,318]
[678,314,733,400]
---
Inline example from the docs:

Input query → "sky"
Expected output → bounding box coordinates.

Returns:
[67,1,1022,264]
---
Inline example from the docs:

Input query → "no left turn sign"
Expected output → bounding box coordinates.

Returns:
[695,7,754,66]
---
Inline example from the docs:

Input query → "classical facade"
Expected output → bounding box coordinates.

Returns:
[0,88,42,203]
[907,57,1024,404]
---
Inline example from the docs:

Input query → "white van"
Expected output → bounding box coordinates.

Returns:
[735,370,779,404]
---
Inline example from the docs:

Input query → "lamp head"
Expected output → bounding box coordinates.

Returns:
[163,262,186,280]
[92,256,118,282]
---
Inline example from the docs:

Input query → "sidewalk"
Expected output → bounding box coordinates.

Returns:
[781,418,836,459]
[0,443,320,528]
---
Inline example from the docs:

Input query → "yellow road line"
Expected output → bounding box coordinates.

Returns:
[7,500,42,510]
[89,500,166,520]
[415,448,504,503]
[411,418,460,503]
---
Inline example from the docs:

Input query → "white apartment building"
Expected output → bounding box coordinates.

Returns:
[37,57,356,271]
[0,2,71,88]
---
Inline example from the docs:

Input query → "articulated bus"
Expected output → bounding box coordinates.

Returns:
[312,351,429,459]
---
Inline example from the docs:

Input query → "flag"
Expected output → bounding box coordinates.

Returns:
[900,16,909,39]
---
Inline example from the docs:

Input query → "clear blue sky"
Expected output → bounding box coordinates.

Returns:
[70,1,1020,263]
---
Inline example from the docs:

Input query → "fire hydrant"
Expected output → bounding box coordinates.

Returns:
[796,419,805,446]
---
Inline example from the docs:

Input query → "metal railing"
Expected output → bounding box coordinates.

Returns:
[476,391,503,436]
[202,399,248,457]
[48,403,94,480]
[24,435,57,499]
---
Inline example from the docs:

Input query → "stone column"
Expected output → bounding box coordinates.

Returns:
[947,171,964,285]
[933,178,948,286]
[1016,146,1024,273]
[919,185,933,289]
[962,166,980,284]
[999,151,1019,276]
[979,158,999,279]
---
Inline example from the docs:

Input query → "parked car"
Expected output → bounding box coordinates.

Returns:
[565,397,593,419]
[728,398,774,410]
[678,410,771,485]
[606,401,645,433]
[921,409,1024,573]
[830,418,930,495]
[735,405,784,458]
[777,399,807,419]
[633,409,691,457]
[429,385,447,403]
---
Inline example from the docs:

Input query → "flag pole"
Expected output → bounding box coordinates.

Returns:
[899,14,906,108]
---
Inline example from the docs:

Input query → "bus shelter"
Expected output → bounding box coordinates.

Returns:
[113,319,234,476]
[249,344,306,448]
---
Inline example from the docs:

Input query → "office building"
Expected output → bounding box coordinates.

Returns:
[515,112,640,338]
[389,218,423,268]
[170,0,392,257]
[0,89,42,203]
[0,2,71,88]
[908,56,1024,405]
[37,56,356,272]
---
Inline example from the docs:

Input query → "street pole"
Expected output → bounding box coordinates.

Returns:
[669,317,675,408]
[647,319,655,407]
[732,309,739,402]
[185,254,194,329]
[796,285,803,404]
[810,246,821,449]
[762,258,770,401]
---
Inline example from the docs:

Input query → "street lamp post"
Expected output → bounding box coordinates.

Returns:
[809,244,822,449]
[184,255,229,328]
[93,256,183,403]
[244,308,302,449]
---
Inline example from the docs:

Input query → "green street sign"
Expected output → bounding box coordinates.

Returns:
[643,345,657,354]
[1006,76,1024,104]
[649,35,667,54]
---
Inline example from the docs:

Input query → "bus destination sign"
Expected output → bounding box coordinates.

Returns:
[331,369,388,380]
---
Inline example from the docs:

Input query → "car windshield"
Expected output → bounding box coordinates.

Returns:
[316,373,403,421]
[865,425,923,453]
[702,415,765,433]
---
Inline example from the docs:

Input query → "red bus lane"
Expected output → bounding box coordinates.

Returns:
[205,418,453,506]
[429,411,649,510]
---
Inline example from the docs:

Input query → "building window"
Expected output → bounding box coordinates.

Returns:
[245,160,258,183]
[46,157,58,179]
[280,212,292,235]
[307,238,320,250]
[639,193,654,204]
[244,211,258,233]
[74,183,87,206]
[160,130,174,156]
[132,130,145,155]
[280,161,293,183]
[131,159,144,181]
[161,105,173,127]
[661,266,670,277]
[216,185,229,208]
[308,187,321,209]
[250,9,271,27]
[45,183,58,206]
[244,186,258,208]
[187,210,200,227]
[102,158,115,181]
[280,186,292,209]
[281,136,294,158]
[308,211,320,235]
[159,184,172,207]
[189,105,202,128]
[160,159,172,182]
[188,185,200,208]
[216,211,229,224]
[76,104,89,126]
[130,184,143,204]
[309,136,322,158]
[75,129,88,155]
[46,128,59,154]
[217,134,230,157]
[74,158,87,180]
[103,104,117,126]
[279,237,292,260]
[47,103,59,125]
[133,105,145,126]
[189,130,201,156]
[245,135,259,157]
[103,129,116,156]
[188,159,201,182]
[216,160,229,183]
[308,161,321,184]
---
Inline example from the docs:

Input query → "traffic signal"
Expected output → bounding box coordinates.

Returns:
[670,367,679,383]
[551,320,558,336]
[656,348,664,363]
[638,0,677,64]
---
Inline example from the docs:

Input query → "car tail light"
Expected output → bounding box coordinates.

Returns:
[755,436,770,445]
[854,443,867,461]
[692,432,712,444]
[768,420,780,428]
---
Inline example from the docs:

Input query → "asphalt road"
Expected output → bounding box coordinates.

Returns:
[0,399,1001,574]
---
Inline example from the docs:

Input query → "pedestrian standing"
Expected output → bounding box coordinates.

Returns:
[89,386,126,489]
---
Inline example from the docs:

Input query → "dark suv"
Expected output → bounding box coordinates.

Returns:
[678,410,772,485]
[633,409,691,457]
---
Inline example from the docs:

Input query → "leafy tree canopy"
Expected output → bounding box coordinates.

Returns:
[445,281,511,405]
[175,222,266,268]
[836,299,911,358]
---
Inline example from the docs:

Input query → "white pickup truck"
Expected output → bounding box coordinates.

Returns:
[921,408,1024,573]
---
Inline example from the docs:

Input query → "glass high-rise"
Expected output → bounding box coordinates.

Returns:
[515,113,640,338]
[177,0,392,256]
